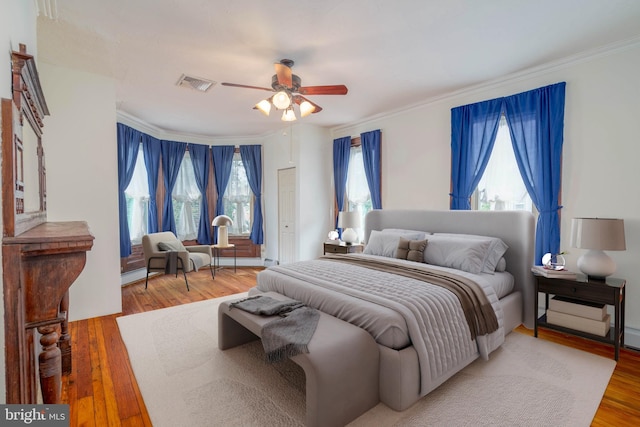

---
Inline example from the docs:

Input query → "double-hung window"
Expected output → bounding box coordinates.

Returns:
[222,152,252,236]
[172,151,202,241]
[346,144,372,242]
[474,116,533,213]
[124,145,149,245]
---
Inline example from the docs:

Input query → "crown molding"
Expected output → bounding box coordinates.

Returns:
[332,35,640,135]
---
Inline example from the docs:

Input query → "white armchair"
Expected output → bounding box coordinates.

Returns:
[141,231,213,291]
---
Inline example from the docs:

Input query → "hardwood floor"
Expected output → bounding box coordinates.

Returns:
[62,267,640,426]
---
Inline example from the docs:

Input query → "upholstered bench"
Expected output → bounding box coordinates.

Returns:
[218,292,380,427]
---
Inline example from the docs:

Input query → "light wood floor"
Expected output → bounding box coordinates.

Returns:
[62,267,640,426]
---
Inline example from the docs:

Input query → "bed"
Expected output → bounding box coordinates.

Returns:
[249,209,535,411]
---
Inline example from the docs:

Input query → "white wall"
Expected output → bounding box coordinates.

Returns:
[296,125,333,261]
[39,62,123,320]
[333,42,640,345]
[0,0,38,404]
[262,124,333,264]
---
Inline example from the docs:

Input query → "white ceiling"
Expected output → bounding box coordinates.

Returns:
[36,0,640,138]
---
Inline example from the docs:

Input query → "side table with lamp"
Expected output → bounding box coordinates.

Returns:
[533,217,626,360]
[212,215,237,275]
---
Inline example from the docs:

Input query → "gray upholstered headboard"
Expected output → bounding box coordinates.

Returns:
[365,209,536,328]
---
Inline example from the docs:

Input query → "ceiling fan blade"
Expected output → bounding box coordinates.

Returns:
[293,95,323,114]
[298,85,348,95]
[221,82,274,92]
[274,62,293,88]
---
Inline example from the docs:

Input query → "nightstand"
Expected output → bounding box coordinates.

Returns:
[323,242,364,255]
[533,273,625,360]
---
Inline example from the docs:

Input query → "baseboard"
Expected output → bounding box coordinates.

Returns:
[624,326,640,350]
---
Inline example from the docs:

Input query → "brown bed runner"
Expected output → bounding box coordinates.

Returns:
[319,254,499,339]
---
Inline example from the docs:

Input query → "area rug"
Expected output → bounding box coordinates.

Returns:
[117,294,616,427]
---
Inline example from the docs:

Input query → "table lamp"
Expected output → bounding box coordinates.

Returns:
[338,211,360,244]
[570,217,625,280]
[212,215,233,246]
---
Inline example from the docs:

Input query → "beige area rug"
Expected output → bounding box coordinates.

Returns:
[117,294,616,427]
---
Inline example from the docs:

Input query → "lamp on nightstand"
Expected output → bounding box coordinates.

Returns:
[212,215,233,246]
[570,217,626,280]
[338,211,360,244]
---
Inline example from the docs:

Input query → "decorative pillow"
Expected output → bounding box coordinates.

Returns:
[364,230,425,257]
[158,241,186,252]
[422,235,492,274]
[395,237,428,263]
[382,228,430,239]
[433,233,508,273]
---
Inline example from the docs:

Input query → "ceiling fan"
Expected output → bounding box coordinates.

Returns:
[221,59,348,122]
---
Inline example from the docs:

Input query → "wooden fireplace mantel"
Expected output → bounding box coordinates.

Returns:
[3,221,94,404]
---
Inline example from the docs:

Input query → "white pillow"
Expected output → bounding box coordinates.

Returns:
[422,235,492,274]
[364,230,425,257]
[495,257,507,272]
[434,233,508,273]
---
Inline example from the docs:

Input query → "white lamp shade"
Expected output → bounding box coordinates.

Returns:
[282,108,297,122]
[338,211,361,244]
[571,217,625,279]
[255,99,272,116]
[570,218,626,250]
[299,100,316,117]
[272,90,291,109]
[337,211,360,229]
[212,215,233,227]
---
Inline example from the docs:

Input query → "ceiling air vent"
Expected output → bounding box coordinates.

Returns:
[176,74,216,92]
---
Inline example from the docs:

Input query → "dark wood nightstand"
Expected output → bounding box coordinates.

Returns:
[533,273,625,360]
[323,242,364,255]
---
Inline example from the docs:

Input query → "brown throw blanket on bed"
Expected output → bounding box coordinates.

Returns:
[320,254,499,339]
[229,295,320,363]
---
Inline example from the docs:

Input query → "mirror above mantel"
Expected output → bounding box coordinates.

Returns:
[2,43,49,237]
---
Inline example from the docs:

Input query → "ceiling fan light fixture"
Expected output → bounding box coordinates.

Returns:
[255,99,272,116]
[272,90,291,109]
[282,108,297,122]
[299,100,316,117]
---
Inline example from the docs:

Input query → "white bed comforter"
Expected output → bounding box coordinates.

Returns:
[255,254,505,396]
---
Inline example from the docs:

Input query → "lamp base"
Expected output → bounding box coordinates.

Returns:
[342,228,358,244]
[217,226,229,246]
[577,249,616,280]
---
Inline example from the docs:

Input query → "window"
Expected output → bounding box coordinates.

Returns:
[474,116,533,212]
[124,145,149,245]
[223,153,252,236]
[172,151,201,241]
[346,145,372,241]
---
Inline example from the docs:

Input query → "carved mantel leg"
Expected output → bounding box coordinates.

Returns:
[37,324,61,404]
[59,291,72,374]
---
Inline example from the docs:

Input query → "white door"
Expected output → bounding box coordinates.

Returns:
[278,167,296,264]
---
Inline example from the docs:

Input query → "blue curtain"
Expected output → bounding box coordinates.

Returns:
[333,136,351,234]
[240,145,264,244]
[360,129,382,209]
[450,98,503,209]
[504,82,566,264]
[188,143,212,244]
[211,145,235,243]
[117,123,142,257]
[160,140,187,234]
[141,134,161,234]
